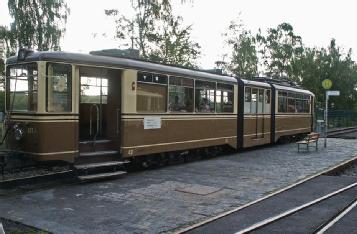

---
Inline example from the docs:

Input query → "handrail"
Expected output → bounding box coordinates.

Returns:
[89,104,100,139]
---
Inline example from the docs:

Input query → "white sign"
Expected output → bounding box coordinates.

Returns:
[327,90,340,96]
[144,117,161,129]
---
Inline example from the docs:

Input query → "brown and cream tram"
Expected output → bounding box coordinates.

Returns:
[4,50,314,167]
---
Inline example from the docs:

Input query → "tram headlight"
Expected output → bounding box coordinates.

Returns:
[13,124,24,141]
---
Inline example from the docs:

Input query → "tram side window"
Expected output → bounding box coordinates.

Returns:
[216,83,234,113]
[251,88,258,114]
[264,90,271,114]
[81,77,108,104]
[258,89,264,114]
[137,72,167,113]
[278,91,287,113]
[47,63,72,112]
[195,80,215,113]
[302,95,311,113]
[278,91,311,113]
[287,93,296,113]
[244,87,251,113]
[7,63,38,111]
[168,77,194,112]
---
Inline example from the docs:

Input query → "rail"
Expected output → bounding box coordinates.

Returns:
[234,182,357,233]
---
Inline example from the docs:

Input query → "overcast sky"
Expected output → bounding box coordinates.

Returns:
[1,0,356,68]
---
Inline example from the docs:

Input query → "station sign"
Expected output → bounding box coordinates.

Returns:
[326,90,340,96]
[322,79,332,90]
[322,79,332,89]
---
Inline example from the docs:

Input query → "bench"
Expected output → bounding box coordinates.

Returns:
[297,132,320,152]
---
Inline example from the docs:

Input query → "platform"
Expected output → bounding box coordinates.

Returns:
[0,138,357,233]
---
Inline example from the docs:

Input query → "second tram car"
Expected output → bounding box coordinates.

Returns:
[4,50,314,170]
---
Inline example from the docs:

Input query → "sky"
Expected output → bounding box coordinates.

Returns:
[1,0,357,69]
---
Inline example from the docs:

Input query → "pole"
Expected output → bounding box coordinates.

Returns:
[324,91,328,148]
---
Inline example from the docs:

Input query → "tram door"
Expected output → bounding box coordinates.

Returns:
[251,88,265,139]
[79,67,121,145]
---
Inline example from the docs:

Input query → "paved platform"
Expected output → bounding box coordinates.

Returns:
[0,138,356,234]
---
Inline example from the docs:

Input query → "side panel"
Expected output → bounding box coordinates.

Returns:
[7,116,79,162]
[121,115,237,157]
[275,115,312,141]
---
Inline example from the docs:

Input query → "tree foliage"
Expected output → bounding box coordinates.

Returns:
[256,23,304,82]
[224,20,258,78]
[105,0,200,68]
[300,40,357,109]
[1,0,69,56]
[148,16,200,67]
[223,20,357,110]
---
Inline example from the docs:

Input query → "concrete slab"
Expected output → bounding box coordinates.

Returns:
[0,138,356,233]
[175,184,222,195]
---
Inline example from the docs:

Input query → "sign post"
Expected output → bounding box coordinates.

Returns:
[322,79,340,148]
[324,90,340,147]
[325,92,330,147]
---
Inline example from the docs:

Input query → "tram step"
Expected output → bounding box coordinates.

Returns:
[78,171,126,181]
[79,140,114,152]
[74,161,128,170]
[79,139,111,144]
[79,150,119,157]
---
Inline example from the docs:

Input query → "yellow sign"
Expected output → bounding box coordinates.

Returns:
[322,79,332,90]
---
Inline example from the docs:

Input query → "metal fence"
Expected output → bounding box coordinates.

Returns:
[315,110,357,129]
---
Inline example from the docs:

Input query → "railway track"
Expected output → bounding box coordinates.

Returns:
[235,182,357,233]
[314,199,357,234]
[177,157,357,234]
[327,126,357,138]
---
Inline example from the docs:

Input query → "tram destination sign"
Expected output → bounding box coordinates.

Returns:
[326,90,340,96]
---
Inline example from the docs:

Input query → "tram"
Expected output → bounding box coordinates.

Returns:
[4,49,314,166]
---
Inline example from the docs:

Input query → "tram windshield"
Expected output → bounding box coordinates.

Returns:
[6,63,38,112]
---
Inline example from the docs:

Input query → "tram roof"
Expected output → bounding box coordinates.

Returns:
[273,84,315,96]
[6,51,238,83]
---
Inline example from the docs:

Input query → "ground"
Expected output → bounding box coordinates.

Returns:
[0,138,356,234]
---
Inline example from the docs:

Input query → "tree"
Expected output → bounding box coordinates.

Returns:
[1,0,69,56]
[105,0,200,67]
[224,20,258,78]
[148,16,201,68]
[257,23,304,82]
[300,39,357,110]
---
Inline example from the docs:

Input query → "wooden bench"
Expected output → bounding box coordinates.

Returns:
[297,132,320,152]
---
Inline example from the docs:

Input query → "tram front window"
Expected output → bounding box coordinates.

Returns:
[6,63,38,111]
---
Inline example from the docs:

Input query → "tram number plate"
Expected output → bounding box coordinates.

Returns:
[144,117,161,129]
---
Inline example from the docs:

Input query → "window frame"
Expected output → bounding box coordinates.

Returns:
[216,82,234,113]
[277,90,311,114]
[46,62,73,113]
[6,62,38,113]
[168,76,194,113]
[136,71,168,113]
[194,79,216,113]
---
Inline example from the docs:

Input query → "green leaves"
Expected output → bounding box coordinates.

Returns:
[1,0,69,55]
[257,22,304,82]
[225,19,258,78]
[300,40,357,110]
[105,0,200,68]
